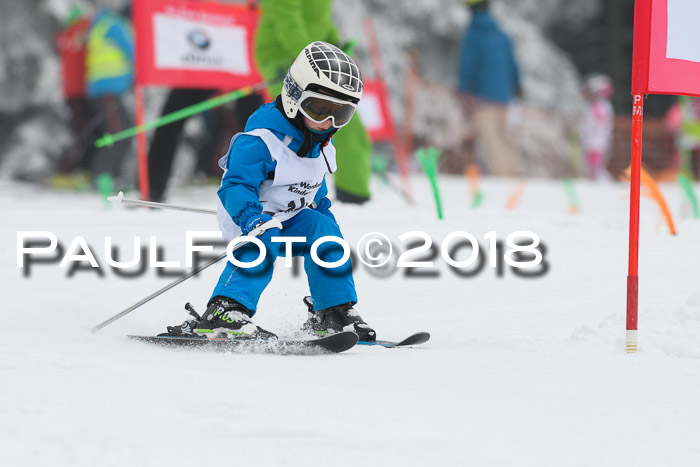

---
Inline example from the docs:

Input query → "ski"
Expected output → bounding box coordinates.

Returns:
[358,332,431,348]
[128,330,358,355]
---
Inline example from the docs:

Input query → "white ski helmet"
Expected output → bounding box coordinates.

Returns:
[282,41,363,126]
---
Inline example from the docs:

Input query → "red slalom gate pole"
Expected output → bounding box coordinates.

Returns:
[363,16,413,203]
[402,49,418,163]
[626,93,644,353]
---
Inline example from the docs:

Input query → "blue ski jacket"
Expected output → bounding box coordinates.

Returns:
[457,11,520,104]
[217,100,333,229]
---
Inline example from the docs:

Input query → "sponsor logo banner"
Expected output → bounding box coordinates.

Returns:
[134,0,263,89]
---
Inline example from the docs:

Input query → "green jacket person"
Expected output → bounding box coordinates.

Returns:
[255,0,371,203]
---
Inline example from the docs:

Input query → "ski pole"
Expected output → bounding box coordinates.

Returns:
[90,253,226,333]
[108,191,217,215]
[108,191,317,215]
[90,218,283,333]
[94,79,277,148]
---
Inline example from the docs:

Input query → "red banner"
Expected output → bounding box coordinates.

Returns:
[632,0,700,97]
[357,79,395,142]
[133,0,263,90]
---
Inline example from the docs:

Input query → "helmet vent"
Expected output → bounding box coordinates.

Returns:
[308,42,362,94]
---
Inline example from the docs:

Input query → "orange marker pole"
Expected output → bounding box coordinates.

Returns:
[639,168,676,235]
[466,164,483,207]
[505,181,526,210]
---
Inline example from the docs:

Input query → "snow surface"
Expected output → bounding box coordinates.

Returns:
[4,175,700,466]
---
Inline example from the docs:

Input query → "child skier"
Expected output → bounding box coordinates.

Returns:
[166,42,376,342]
[580,74,614,181]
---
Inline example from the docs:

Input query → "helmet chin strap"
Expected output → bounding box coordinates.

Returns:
[300,123,337,160]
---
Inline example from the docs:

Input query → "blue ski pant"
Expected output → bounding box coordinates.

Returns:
[210,209,357,314]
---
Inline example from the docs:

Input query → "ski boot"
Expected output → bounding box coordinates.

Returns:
[302,296,376,341]
[161,297,276,340]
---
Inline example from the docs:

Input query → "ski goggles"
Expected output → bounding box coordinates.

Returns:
[298,90,358,128]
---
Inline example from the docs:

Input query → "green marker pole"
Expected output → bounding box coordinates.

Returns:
[95,173,114,209]
[471,189,484,208]
[679,96,692,175]
[562,178,581,213]
[680,94,700,193]
[370,152,413,204]
[678,172,700,219]
[95,80,275,148]
[416,147,443,219]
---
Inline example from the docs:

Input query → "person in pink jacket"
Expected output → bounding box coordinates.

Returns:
[580,74,614,181]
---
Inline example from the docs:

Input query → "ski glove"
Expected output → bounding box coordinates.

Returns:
[315,197,337,224]
[241,213,281,257]
[242,213,273,235]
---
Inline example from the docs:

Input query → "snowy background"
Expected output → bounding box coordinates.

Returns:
[4,175,700,466]
[0,0,595,182]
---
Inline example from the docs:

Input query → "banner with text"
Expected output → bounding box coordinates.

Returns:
[632,0,700,97]
[357,79,395,142]
[133,0,263,89]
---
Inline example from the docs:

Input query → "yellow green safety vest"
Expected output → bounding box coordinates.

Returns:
[85,16,131,83]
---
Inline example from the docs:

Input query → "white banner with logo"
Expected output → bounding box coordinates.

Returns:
[153,13,250,74]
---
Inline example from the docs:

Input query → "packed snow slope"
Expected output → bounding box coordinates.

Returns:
[3,175,700,466]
